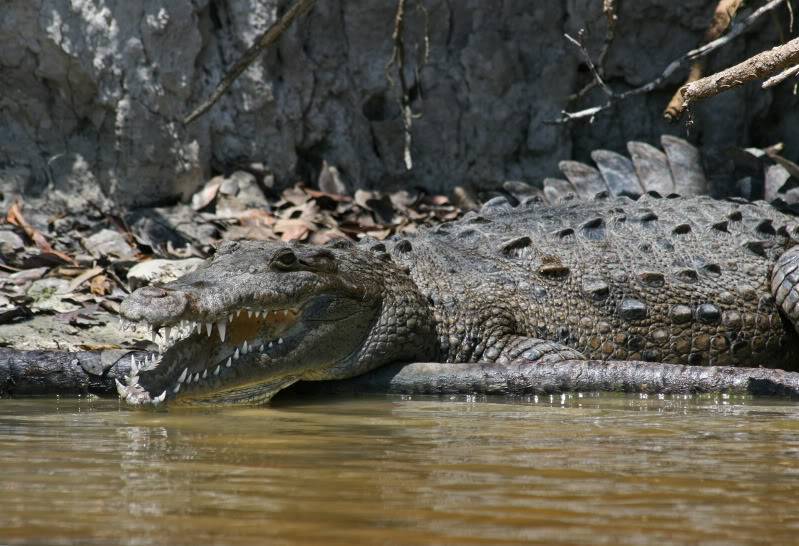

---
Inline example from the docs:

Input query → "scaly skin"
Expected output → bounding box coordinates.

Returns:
[119,194,799,405]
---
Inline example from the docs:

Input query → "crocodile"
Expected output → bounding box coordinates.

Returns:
[117,137,799,405]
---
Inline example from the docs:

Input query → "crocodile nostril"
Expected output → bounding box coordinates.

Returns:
[139,286,169,299]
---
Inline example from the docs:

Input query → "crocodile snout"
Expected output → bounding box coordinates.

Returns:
[121,285,189,324]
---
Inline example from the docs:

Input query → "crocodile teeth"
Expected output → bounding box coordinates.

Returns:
[268,341,273,348]
[242,340,249,354]
[202,369,208,379]
[233,348,239,360]
[259,344,264,352]
[278,338,283,344]
[217,320,227,342]
[153,390,166,404]
[164,327,172,344]
[206,323,213,337]
[130,354,139,376]
[115,379,128,398]
[178,367,188,383]
[193,373,200,383]
[226,357,232,368]
[214,365,221,376]
[173,383,181,394]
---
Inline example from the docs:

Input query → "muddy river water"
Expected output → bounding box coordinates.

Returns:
[1,392,798,545]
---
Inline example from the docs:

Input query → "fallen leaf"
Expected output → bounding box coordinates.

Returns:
[67,266,104,293]
[191,177,223,211]
[7,201,76,265]
[90,274,112,296]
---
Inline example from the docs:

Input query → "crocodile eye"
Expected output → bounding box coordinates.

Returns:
[272,249,298,270]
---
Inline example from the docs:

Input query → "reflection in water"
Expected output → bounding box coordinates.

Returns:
[1,393,798,545]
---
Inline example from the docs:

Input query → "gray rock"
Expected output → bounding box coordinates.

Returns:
[0,0,795,207]
[127,258,205,290]
[83,229,136,259]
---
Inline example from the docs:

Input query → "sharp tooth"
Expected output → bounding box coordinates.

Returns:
[278,338,283,344]
[115,379,128,398]
[153,390,166,404]
[226,357,232,368]
[178,367,188,383]
[130,354,139,375]
[202,369,208,379]
[242,340,249,354]
[268,341,273,348]
[214,365,221,376]
[192,373,199,383]
[206,323,213,336]
[233,348,239,360]
[229,314,234,323]
[164,327,172,344]
[217,320,227,342]
[173,383,181,394]
[259,344,264,352]
[248,310,253,318]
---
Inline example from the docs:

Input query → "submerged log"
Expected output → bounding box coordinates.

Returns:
[0,348,133,396]
[293,360,799,398]
[2,350,798,398]
[6,348,799,397]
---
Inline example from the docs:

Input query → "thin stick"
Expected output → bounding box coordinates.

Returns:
[554,0,786,124]
[762,62,799,88]
[664,0,744,121]
[183,0,317,125]
[682,36,799,106]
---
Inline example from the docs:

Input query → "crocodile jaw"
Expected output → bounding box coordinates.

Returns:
[116,307,305,406]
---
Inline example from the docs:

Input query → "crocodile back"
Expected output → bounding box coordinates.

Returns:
[387,195,799,369]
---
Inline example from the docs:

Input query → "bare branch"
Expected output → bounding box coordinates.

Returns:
[682,36,799,106]
[663,0,744,121]
[762,62,799,88]
[554,0,787,124]
[565,31,613,97]
[183,0,317,125]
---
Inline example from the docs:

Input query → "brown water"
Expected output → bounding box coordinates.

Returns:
[1,393,798,546]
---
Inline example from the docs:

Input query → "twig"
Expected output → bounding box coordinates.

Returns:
[681,36,799,106]
[565,31,613,97]
[555,0,787,124]
[762,62,799,87]
[664,0,744,121]
[568,2,618,102]
[386,0,414,170]
[183,0,317,125]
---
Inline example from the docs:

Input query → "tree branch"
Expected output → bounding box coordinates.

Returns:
[663,0,744,121]
[681,35,799,107]
[554,0,787,124]
[183,0,317,125]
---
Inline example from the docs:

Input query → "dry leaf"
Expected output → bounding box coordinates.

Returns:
[7,201,77,265]
[90,274,112,296]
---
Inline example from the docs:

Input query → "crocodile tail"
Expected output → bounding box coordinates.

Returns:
[520,135,799,204]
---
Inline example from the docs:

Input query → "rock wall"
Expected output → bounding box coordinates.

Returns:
[0,0,797,207]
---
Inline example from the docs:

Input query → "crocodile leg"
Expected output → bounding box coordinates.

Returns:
[497,336,585,365]
[772,246,799,332]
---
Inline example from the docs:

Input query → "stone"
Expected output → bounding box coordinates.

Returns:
[127,258,205,290]
[0,0,793,208]
[82,229,136,259]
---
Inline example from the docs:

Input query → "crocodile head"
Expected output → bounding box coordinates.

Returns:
[118,240,435,405]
